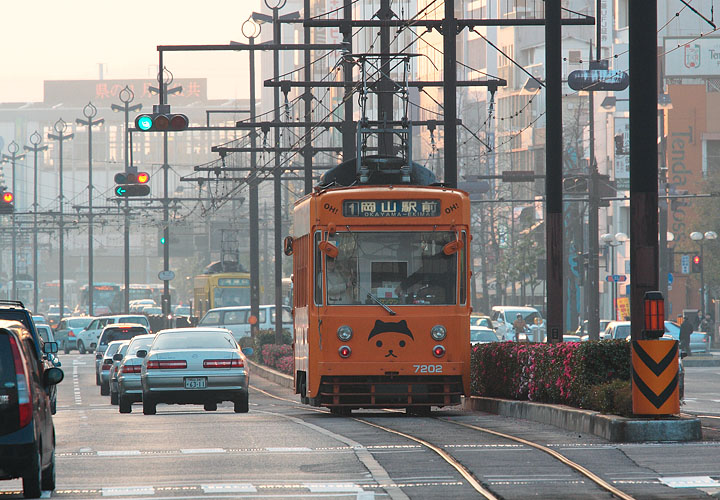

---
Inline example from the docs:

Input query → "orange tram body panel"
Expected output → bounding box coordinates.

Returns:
[289,184,472,411]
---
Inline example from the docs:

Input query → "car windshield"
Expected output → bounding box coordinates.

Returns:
[471,317,491,328]
[105,343,123,357]
[36,326,51,342]
[153,331,237,350]
[127,337,155,356]
[121,316,149,326]
[213,287,250,308]
[103,327,147,344]
[471,331,497,342]
[68,318,93,329]
[323,230,459,306]
[614,325,631,338]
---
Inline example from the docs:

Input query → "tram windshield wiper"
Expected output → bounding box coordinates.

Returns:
[366,292,396,316]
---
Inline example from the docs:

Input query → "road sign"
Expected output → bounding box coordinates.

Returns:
[605,274,627,283]
[115,184,150,197]
[567,69,629,91]
[668,273,674,285]
[158,270,175,281]
[681,254,690,274]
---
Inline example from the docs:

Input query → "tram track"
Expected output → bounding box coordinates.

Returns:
[250,384,636,499]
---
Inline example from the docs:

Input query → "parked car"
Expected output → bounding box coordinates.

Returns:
[117,334,156,413]
[0,321,63,498]
[663,320,711,354]
[33,324,60,413]
[94,324,150,386]
[129,299,156,313]
[77,314,151,354]
[491,306,545,342]
[54,316,94,354]
[99,340,129,396]
[197,305,292,341]
[138,328,253,414]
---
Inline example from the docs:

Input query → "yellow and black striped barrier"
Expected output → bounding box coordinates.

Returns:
[631,340,680,415]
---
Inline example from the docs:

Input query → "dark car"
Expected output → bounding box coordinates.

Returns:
[0,321,64,498]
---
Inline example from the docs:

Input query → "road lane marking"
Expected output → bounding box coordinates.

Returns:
[659,476,720,488]
[304,483,363,493]
[201,484,257,493]
[97,450,141,456]
[265,447,312,452]
[180,448,226,454]
[101,486,155,496]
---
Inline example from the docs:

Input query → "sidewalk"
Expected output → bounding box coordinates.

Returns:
[249,360,702,442]
[683,349,720,367]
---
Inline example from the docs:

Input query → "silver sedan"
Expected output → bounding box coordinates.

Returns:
[117,334,156,414]
[138,328,253,415]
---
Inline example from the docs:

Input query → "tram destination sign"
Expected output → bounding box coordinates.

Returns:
[217,278,250,286]
[343,199,441,218]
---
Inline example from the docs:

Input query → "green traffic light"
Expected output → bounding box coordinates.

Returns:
[160,237,166,244]
[137,116,153,131]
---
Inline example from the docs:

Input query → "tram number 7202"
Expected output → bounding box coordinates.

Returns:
[414,364,443,373]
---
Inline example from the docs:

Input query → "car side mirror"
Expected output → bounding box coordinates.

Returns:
[43,367,64,386]
[113,353,123,361]
[95,352,103,360]
[136,349,147,358]
[43,342,58,354]
[242,347,254,357]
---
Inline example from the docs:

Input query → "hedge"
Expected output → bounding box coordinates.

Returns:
[238,329,294,375]
[471,340,631,414]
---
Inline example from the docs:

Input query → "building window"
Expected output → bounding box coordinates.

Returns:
[706,140,720,177]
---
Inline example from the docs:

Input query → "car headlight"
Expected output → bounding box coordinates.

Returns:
[337,325,353,342]
[431,325,446,341]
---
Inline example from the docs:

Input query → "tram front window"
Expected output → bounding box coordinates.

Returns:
[323,231,458,306]
[214,287,250,307]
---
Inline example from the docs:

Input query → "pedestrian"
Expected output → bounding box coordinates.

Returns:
[512,313,527,342]
[679,315,694,356]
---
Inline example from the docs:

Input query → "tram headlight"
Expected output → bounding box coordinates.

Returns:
[430,325,447,341]
[337,325,353,342]
[338,345,352,358]
[433,345,446,358]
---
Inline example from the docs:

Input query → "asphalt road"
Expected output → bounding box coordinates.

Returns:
[2,354,720,499]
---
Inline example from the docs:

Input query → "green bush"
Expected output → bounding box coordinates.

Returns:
[583,379,632,417]
[472,340,631,414]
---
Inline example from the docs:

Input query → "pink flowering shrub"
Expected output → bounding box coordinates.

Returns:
[274,355,294,375]
[472,340,630,408]
[261,344,293,373]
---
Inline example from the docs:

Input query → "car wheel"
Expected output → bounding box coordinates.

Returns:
[22,445,42,498]
[142,395,156,415]
[234,394,249,413]
[100,381,110,396]
[40,449,55,491]
[110,390,118,405]
[118,395,132,414]
[204,402,218,411]
[78,341,86,355]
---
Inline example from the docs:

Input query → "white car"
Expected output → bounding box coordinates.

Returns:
[76,315,151,354]
[197,305,292,341]
[491,306,545,342]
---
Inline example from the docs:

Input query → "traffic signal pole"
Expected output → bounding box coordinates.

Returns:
[2,142,24,301]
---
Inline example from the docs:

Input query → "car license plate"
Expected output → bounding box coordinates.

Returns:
[184,377,207,389]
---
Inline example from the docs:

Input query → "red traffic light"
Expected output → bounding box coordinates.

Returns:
[2,192,13,203]
[114,172,150,184]
[692,255,701,265]
[136,172,150,184]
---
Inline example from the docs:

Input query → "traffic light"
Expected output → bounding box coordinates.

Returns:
[114,171,150,197]
[692,254,702,273]
[0,188,14,214]
[134,113,189,132]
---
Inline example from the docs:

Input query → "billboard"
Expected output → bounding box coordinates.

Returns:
[43,79,207,107]
[664,37,720,78]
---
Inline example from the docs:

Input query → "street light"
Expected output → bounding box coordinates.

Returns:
[601,232,628,320]
[689,230,717,317]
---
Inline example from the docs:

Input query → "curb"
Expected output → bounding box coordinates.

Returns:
[683,357,720,367]
[464,396,702,442]
[248,359,294,389]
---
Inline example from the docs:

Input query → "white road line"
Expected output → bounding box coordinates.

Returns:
[97,450,142,456]
[659,476,720,488]
[102,486,155,496]
[180,448,226,454]
[201,484,257,493]
[266,447,312,452]
[304,483,363,493]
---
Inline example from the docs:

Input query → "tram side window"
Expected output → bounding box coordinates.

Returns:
[459,231,467,305]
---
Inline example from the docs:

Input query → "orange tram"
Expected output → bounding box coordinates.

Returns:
[285,164,472,415]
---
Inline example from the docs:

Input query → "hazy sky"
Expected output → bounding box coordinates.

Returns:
[0,0,264,103]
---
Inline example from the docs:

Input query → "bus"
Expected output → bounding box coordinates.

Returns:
[286,161,472,414]
[78,283,121,315]
[109,284,177,314]
[39,280,79,314]
[193,273,251,318]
